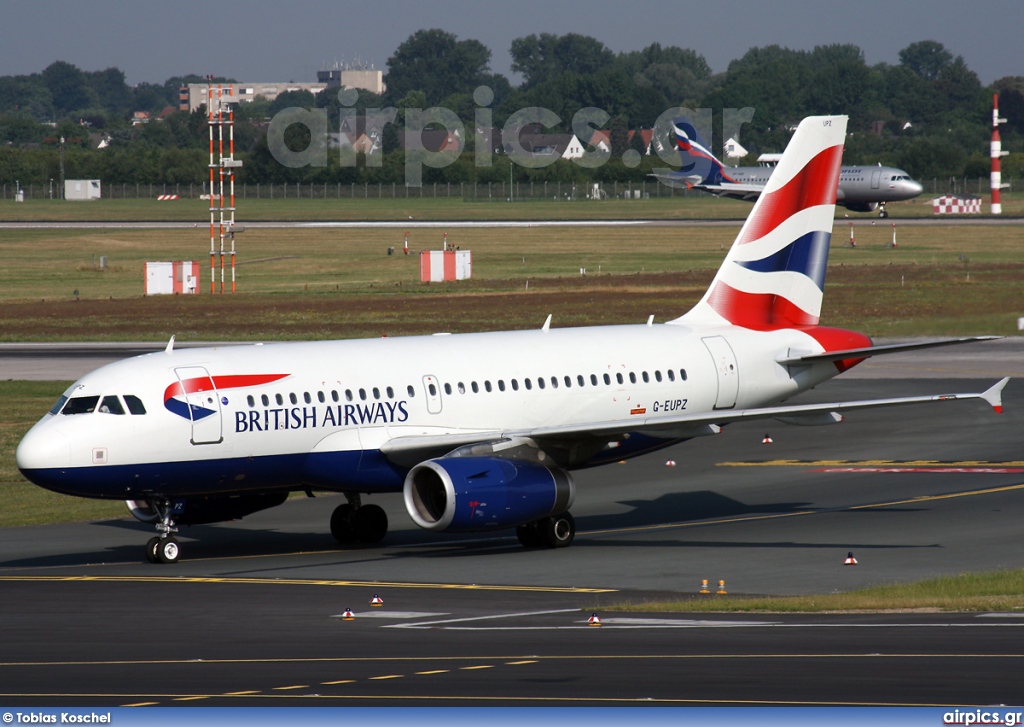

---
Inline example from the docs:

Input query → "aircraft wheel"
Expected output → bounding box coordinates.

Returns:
[542,512,575,549]
[330,504,355,543]
[156,537,181,564]
[354,504,388,544]
[879,209,888,218]
[145,536,161,563]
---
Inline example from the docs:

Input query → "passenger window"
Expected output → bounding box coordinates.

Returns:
[62,395,99,415]
[616,373,624,384]
[525,378,533,391]
[457,382,466,394]
[289,393,298,405]
[99,395,125,415]
[550,377,558,389]
[275,394,284,406]
[565,376,572,388]
[471,382,479,393]
[629,372,637,384]
[642,371,650,383]
[317,391,325,403]
[498,380,506,392]
[667,370,675,382]
[537,378,545,390]
[345,390,353,402]
[373,387,380,400]
[124,395,147,415]
[387,386,394,399]
[304,392,312,404]
[428,383,437,396]
[407,385,415,397]
[247,395,255,407]
[262,394,270,406]
[484,381,492,393]
[359,389,367,401]
[655,371,662,383]
[680,369,688,381]
[591,374,598,386]
[603,373,610,385]
[511,379,519,391]
[331,390,339,402]
[444,383,452,395]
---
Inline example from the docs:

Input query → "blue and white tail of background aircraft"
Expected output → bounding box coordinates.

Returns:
[655,115,924,217]
[17,115,1003,564]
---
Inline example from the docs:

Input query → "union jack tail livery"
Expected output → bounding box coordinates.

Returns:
[676,115,847,330]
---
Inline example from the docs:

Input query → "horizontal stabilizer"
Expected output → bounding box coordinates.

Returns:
[776,336,1002,365]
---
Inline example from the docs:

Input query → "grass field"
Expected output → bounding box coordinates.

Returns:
[0,222,1021,340]
[607,569,1024,612]
[1,190,1021,222]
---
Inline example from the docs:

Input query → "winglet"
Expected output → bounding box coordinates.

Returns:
[981,377,1010,413]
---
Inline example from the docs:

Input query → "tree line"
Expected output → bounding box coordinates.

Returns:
[1,34,1022,187]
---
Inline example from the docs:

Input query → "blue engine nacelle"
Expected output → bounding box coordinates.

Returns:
[403,457,575,532]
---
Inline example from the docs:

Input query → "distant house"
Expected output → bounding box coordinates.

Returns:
[587,129,652,155]
[131,111,150,126]
[399,127,462,154]
[513,132,585,160]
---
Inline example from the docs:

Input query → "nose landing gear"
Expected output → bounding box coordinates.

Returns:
[144,499,180,564]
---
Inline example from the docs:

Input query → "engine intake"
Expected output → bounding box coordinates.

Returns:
[403,457,574,532]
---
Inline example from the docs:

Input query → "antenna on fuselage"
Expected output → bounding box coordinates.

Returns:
[541,314,552,332]
[165,335,176,354]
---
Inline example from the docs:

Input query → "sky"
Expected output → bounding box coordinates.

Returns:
[1,0,1020,87]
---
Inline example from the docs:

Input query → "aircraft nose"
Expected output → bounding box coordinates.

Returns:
[908,180,923,195]
[16,425,71,476]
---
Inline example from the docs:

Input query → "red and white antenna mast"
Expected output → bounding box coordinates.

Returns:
[206,78,243,292]
[991,93,1008,215]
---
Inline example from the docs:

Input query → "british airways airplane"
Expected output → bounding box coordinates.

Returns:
[17,115,1004,564]
[655,117,924,218]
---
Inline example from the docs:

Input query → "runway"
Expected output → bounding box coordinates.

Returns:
[3,365,1024,704]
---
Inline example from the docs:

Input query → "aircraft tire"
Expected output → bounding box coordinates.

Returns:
[354,504,388,544]
[145,536,161,563]
[156,537,180,564]
[330,504,356,543]
[541,512,575,548]
[879,209,889,218]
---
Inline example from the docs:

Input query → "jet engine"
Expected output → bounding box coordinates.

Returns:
[403,457,574,532]
[841,202,879,213]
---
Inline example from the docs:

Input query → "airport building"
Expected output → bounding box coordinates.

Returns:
[179,67,385,112]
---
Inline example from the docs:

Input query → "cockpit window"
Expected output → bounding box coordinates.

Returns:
[49,395,68,415]
[99,396,125,415]
[123,395,146,415]
[62,396,100,415]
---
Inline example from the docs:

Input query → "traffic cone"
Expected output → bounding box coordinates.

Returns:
[370,594,384,606]
[716,579,728,595]
[588,613,602,626]
[844,552,858,565]
[699,579,710,595]
[342,608,356,620]
[762,434,773,444]
[665,460,676,467]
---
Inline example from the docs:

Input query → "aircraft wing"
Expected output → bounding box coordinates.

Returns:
[649,171,764,201]
[379,378,1008,466]
[776,336,1002,365]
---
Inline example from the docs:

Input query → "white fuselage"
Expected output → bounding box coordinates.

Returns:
[16,322,840,501]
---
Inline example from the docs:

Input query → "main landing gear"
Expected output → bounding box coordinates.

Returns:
[144,499,180,564]
[516,511,576,549]
[330,493,388,545]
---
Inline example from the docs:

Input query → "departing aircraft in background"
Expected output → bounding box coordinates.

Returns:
[653,117,924,218]
[17,115,1004,564]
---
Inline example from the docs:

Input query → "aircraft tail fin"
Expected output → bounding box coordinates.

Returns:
[672,117,731,185]
[673,115,847,329]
